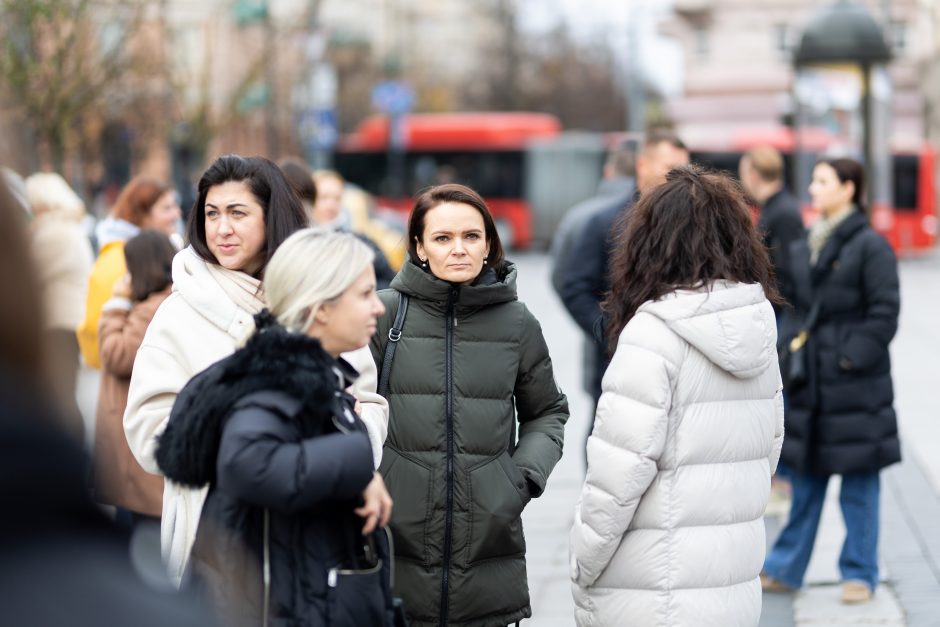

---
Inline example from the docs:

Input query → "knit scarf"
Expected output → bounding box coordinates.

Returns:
[808,205,856,266]
[205,262,265,315]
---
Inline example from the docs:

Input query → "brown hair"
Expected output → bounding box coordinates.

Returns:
[278,157,317,205]
[0,177,44,386]
[604,165,782,350]
[407,183,505,274]
[743,145,784,182]
[124,230,177,302]
[643,127,687,155]
[111,176,171,226]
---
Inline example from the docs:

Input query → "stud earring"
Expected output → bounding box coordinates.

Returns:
[420,258,428,268]
[483,256,488,265]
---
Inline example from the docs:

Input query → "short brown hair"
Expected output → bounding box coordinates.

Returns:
[743,146,784,183]
[278,157,317,205]
[408,184,505,273]
[124,230,177,302]
[111,176,170,226]
[644,127,687,155]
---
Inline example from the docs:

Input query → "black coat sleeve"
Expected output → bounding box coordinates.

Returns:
[768,211,806,301]
[216,406,375,514]
[558,208,613,337]
[839,235,900,372]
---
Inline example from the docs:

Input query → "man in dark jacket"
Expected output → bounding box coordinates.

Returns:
[558,129,689,407]
[550,139,637,401]
[739,146,805,313]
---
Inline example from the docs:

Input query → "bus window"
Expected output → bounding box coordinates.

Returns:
[892,154,918,211]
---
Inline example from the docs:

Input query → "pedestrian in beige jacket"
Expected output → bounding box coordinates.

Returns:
[94,231,178,519]
[124,155,389,586]
[25,173,94,438]
[570,167,785,627]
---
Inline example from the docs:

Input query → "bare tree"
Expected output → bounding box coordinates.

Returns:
[0,0,150,171]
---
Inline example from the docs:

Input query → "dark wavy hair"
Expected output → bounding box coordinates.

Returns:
[407,183,506,274]
[185,155,308,278]
[603,165,782,351]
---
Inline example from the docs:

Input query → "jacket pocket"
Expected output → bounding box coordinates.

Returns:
[379,447,433,566]
[466,451,530,564]
[838,325,887,374]
[326,560,388,626]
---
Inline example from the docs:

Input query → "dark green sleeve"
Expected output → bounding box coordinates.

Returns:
[511,305,569,497]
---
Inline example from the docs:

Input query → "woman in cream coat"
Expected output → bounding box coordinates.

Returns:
[124,155,389,585]
[570,167,785,627]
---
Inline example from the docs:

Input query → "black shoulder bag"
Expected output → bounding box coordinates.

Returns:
[778,297,820,390]
[378,291,409,398]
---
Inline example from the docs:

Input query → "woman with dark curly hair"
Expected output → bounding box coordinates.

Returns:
[570,166,785,627]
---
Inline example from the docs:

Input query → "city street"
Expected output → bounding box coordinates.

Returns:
[75,250,940,625]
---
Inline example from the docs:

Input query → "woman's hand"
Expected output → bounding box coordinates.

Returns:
[355,472,393,535]
[113,273,132,299]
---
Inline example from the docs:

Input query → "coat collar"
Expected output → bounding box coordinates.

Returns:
[390,258,518,309]
[811,210,869,285]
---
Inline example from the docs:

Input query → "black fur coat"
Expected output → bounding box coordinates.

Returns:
[156,311,391,626]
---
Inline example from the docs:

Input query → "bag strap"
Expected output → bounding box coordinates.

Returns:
[378,291,409,399]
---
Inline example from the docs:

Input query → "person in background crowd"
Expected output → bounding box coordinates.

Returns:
[558,129,689,462]
[94,231,177,524]
[157,229,395,627]
[78,176,181,369]
[739,145,805,312]
[762,158,900,605]
[124,155,389,586]
[286,163,396,290]
[550,139,636,439]
[570,166,784,627]
[370,184,569,626]
[0,176,216,627]
[25,173,95,439]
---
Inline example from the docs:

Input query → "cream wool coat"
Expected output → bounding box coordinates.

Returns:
[570,282,784,627]
[124,247,389,585]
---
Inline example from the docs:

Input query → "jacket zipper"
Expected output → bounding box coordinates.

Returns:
[439,288,457,626]
[263,508,270,627]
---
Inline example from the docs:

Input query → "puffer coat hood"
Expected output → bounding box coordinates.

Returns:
[372,259,569,627]
[640,281,777,379]
[570,282,784,627]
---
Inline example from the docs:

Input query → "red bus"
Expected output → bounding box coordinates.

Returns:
[333,112,563,248]
[689,128,937,255]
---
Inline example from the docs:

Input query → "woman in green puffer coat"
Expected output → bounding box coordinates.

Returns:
[370,184,569,627]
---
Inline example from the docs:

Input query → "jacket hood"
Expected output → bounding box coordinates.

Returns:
[639,282,776,379]
[95,217,140,248]
[390,258,518,309]
[171,247,252,337]
[156,311,352,487]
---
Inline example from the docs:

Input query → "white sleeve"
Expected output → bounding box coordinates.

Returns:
[770,387,785,474]
[570,340,675,587]
[342,345,389,469]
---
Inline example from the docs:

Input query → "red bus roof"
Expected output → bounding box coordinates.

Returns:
[338,112,562,152]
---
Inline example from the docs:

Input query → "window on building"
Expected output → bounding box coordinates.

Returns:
[773,23,791,57]
[694,26,709,60]
[890,20,907,53]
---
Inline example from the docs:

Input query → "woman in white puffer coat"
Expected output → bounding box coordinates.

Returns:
[570,166,786,627]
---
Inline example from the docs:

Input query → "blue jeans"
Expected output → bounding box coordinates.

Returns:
[764,467,880,590]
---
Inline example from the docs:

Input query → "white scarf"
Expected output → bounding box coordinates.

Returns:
[205,262,265,315]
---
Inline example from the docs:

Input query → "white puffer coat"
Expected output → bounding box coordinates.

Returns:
[570,281,784,627]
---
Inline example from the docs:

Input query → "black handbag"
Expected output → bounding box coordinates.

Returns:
[378,291,409,399]
[778,297,820,390]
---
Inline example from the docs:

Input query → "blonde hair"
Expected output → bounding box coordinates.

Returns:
[264,228,375,334]
[312,169,345,187]
[24,173,85,222]
[743,145,784,182]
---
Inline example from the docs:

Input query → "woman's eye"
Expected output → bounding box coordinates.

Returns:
[466,233,479,240]
[232,210,245,218]
[206,210,218,219]
[436,236,449,242]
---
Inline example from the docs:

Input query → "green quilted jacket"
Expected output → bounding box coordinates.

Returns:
[370,260,569,627]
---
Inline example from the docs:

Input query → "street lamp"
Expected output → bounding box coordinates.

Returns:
[792,0,893,216]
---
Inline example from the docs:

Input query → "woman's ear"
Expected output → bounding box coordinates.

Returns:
[415,237,426,263]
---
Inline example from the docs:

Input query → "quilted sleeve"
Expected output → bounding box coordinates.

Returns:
[569,330,676,587]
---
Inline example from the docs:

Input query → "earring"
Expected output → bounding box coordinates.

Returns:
[483,257,488,265]
[420,258,428,268]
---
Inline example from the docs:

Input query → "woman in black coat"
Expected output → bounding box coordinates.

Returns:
[762,158,900,605]
[156,229,395,626]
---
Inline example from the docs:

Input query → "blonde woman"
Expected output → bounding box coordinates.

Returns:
[25,173,94,437]
[156,229,395,627]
